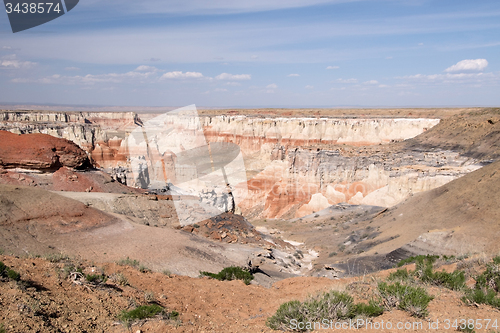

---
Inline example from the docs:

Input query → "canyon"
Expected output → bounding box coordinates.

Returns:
[0,109,481,221]
[1,107,500,333]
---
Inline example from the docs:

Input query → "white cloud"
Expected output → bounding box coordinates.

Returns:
[216,73,251,80]
[161,71,204,79]
[305,85,314,89]
[225,81,241,86]
[214,88,228,92]
[64,67,80,71]
[135,65,160,72]
[326,66,340,70]
[13,66,163,85]
[336,78,358,83]
[363,80,379,85]
[0,55,36,69]
[288,73,300,77]
[398,72,500,85]
[445,59,488,73]
[266,83,278,89]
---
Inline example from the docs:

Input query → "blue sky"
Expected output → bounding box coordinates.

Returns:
[1,0,499,108]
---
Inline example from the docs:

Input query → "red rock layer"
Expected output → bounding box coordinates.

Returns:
[0,130,90,170]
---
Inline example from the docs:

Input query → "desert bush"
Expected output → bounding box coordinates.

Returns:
[200,266,254,285]
[428,270,466,291]
[118,304,164,326]
[474,258,500,292]
[139,265,151,273]
[387,268,414,283]
[7,269,20,281]
[462,285,500,309]
[354,300,384,317]
[45,253,71,263]
[109,273,129,286]
[117,304,179,327]
[266,300,309,331]
[85,273,107,285]
[0,261,20,282]
[398,256,467,291]
[117,257,140,268]
[0,323,5,333]
[266,291,383,331]
[144,291,155,303]
[377,282,433,318]
[397,254,439,267]
[461,257,500,310]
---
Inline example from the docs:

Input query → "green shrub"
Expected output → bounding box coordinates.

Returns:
[7,269,20,281]
[0,323,5,333]
[397,255,439,267]
[1,262,20,282]
[266,291,383,331]
[461,257,500,310]
[462,287,500,309]
[170,310,179,320]
[118,305,179,327]
[378,282,433,318]
[200,266,254,285]
[266,300,309,331]
[354,300,384,317]
[139,265,151,273]
[109,273,129,286]
[474,260,500,292]
[117,257,140,268]
[388,268,414,282]
[430,270,466,291]
[410,256,466,291]
[85,273,107,285]
[118,304,164,326]
[45,253,71,263]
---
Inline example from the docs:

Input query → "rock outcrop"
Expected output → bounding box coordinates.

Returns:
[0,110,140,169]
[239,148,480,219]
[0,130,90,170]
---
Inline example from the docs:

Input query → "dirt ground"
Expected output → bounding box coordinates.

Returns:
[1,254,500,333]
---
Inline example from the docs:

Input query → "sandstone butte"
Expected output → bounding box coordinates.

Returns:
[0,130,90,171]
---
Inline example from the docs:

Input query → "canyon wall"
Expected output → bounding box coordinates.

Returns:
[0,110,481,220]
[0,110,140,168]
[202,116,440,159]
[238,149,480,219]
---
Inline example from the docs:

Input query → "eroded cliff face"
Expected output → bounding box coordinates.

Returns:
[0,110,140,168]
[202,116,440,159]
[0,110,481,220]
[238,148,480,219]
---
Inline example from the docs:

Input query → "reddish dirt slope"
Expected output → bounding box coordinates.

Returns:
[0,254,498,333]
[0,184,120,255]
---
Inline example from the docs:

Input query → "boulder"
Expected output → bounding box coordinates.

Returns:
[0,130,90,170]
